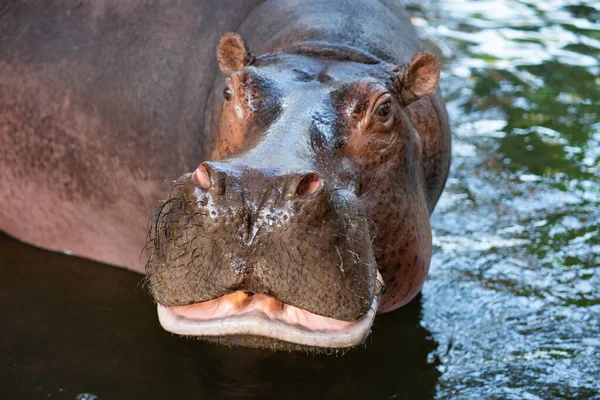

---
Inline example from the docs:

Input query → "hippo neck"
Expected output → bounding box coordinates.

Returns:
[238,0,422,66]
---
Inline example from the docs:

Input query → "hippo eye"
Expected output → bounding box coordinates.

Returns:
[223,87,233,101]
[375,101,391,118]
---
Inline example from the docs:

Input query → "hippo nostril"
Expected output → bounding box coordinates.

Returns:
[192,164,211,190]
[296,173,323,197]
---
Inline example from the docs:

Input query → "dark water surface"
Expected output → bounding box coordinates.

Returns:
[2,0,599,399]
[0,233,438,400]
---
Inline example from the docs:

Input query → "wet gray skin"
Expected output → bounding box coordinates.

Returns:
[146,55,385,322]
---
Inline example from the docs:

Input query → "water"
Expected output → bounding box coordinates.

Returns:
[406,0,600,397]
[2,0,599,399]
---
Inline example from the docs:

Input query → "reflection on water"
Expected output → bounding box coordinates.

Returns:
[406,0,599,397]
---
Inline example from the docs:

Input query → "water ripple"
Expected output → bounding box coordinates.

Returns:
[406,0,600,397]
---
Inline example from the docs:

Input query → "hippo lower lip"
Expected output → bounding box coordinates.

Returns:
[157,272,382,348]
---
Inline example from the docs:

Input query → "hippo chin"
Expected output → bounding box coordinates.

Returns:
[1,0,450,351]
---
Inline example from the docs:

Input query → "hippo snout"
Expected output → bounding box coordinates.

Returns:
[146,159,380,323]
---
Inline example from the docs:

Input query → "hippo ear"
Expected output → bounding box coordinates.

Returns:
[397,53,440,106]
[216,33,255,75]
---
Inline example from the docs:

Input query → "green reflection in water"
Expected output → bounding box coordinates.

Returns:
[405,0,600,398]
[469,61,598,179]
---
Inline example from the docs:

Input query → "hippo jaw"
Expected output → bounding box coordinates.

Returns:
[156,273,382,349]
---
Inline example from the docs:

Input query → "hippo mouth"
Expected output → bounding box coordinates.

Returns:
[157,272,382,349]
[147,172,382,350]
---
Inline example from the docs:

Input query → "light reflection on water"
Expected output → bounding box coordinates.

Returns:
[406,0,599,397]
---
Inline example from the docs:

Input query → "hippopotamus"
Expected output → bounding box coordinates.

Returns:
[0,0,450,350]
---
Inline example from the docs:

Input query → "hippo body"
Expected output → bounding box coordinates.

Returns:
[0,0,261,271]
[0,0,450,350]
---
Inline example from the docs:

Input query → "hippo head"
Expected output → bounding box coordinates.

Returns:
[146,33,447,350]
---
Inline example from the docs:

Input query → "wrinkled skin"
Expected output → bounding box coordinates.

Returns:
[0,0,450,350]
